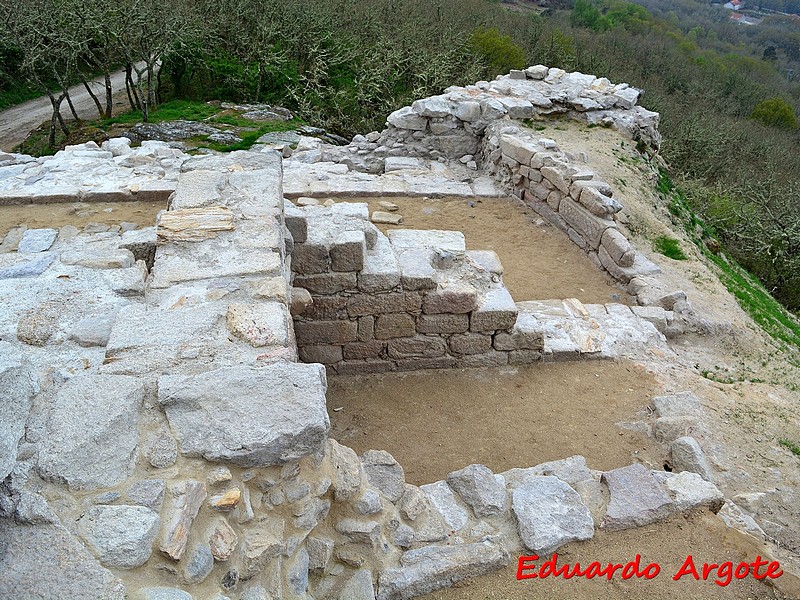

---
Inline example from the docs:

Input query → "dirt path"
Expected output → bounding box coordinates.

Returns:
[0,67,138,152]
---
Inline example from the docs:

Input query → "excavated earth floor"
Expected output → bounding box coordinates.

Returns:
[362,196,632,305]
[0,199,164,237]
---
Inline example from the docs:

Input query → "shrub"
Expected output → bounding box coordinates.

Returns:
[751,97,798,130]
[469,27,527,76]
[654,235,688,260]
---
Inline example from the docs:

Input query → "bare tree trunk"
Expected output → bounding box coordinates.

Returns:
[65,89,80,121]
[104,71,113,118]
[156,63,163,105]
[125,64,140,111]
[82,78,104,118]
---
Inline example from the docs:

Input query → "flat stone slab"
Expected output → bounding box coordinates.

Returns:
[378,540,509,600]
[157,364,329,466]
[77,505,160,569]
[512,475,594,553]
[388,230,465,253]
[38,374,144,490]
[601,463,673,531]
[0,342,37,480]
[17,228,57,253]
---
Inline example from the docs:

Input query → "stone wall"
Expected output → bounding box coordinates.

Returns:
[480,121,662,295]
[287,202,544,374]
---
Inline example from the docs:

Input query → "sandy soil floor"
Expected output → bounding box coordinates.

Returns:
[327,361,660,485]
[361,196,632,305]
[0,200,163,238]
[420,512,782,600]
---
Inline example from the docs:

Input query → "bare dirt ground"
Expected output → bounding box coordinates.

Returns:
[363,196,631,305]
[0,67,134,152]
[328,361,660,485]
[0,200,163,238]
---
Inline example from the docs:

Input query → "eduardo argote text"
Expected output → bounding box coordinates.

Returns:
[517,553,783,587]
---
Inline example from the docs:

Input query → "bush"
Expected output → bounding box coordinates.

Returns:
[469,27,527,76]
[654,235,688,260]
[751,97,798,130]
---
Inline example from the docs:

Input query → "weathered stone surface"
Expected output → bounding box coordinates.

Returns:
[371,211,404,225]
[0,344,37,480]
[446,464,506,517]
[601,463,673,531]
[377,540,509,600]
[0,252,56,278]
[387,106,427,131]
[359,233,400,292]
[388,336,447,358]
[500,135,537,165]
[299,344,343,364]
[157,207,235,242]
[286,546,310,595]
[399,485,431,522]
[375,313,417,340]
[208,518,238,561]
[38,374,144,490]
[670,436,713,481]
[653,416,701,444]
[160,480,207,561]
[663,471,724,513]
[126,480,166,513]
[353,489,384,516]
[558,197,614,250]
[226,302,289,347]
[295,320,358,345]
[78,505,160,569]
[422,284,478,314]
[448,333,492,355]
[337,568,376,600]
[331,230,367,272]
[157,364,329,466]
[470,287,518,333]
[238,520,286,579]
[601,228,634,267]
[417,313,469,334]
[420,480,469,532]
[307,536,334,571]
[512,476,594,553]
[651,391,703,418]
[210,488,241,511]
[0,521,126,599]
[348,292,421,317]
[137,588,193,600]
[69,313,115,347]
[388,229,465,253]
[336,519,382,545]
[493,311,544,351]
[361,449,405,502]
[17,228,57,253]
[290,287,313,316]
[144,430,178,469]
[183,543,214,584]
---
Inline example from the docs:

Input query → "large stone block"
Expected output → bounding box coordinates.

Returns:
[446,464,506,518]
[0,343,37,480]
[157,364,329,466]
[361,449,405,502]
[330,230,366,272]
[422,283,478,314]
[558,197,615,250]
[512,476,594,553]
[377,540,509,600]
[470,287,518,333]
[359,232,400,292]
[375,313,417,340]
[417,313,469,334]
[347,292,422,317]
[388,229,465,253]
[448,333,492,355]
[492,311,544,351]
[292,242,330,274]
[601,463,673,531]
[344,341,385,360]
[293,272,357,295]
[77,505,160,569]
[601,228,635,267]
[388,336,447,359]
[387,106,428,131]
[0,522,126,599]
[38,374,144,490]
[499,135,537,166]
[226,302,289,348]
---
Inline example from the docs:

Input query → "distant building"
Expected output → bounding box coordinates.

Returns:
[724,0,743,9]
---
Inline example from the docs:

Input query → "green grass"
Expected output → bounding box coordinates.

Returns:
[653,235,688,260]
[99,99,219,127]
[204,119,304,152]
[656,171,800,350]
[0,82,45,110]
[778,438,800,457]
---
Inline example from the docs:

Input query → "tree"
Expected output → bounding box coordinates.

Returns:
[751,97,799,129]
[469,27,527,76]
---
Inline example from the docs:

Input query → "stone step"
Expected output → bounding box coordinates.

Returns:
[358,231,400,293]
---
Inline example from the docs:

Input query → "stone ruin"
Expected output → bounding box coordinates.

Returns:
[0,67,765,599]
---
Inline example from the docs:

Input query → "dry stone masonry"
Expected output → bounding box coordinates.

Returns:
[0,67,770,599]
